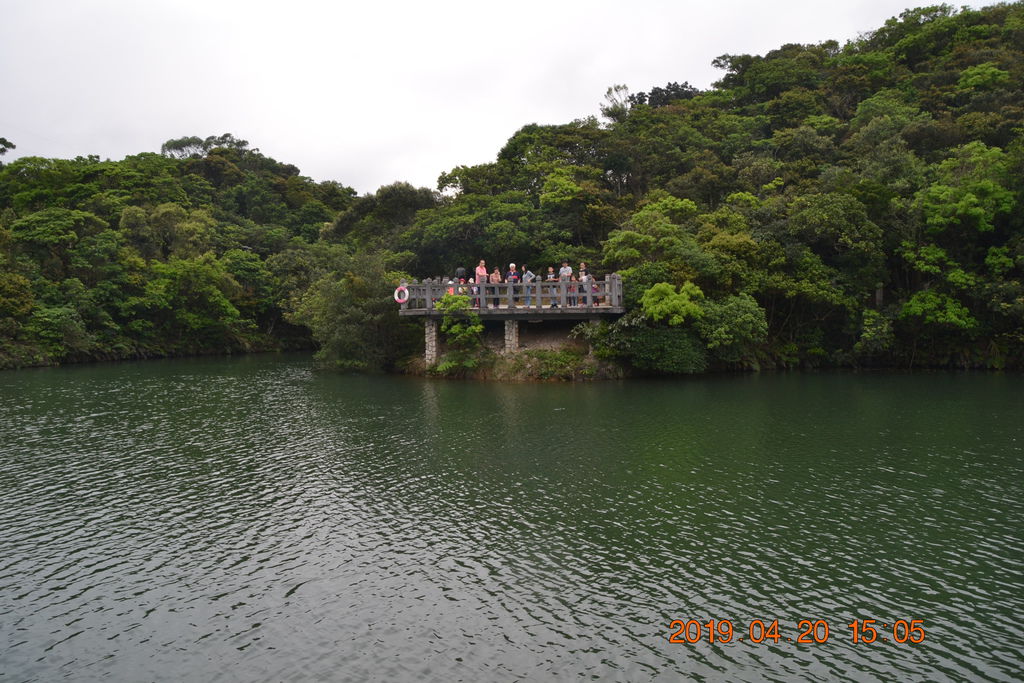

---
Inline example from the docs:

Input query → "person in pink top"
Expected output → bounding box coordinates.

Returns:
[474,260,488,308]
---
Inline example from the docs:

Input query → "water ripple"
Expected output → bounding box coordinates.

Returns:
[1,360,1022,681]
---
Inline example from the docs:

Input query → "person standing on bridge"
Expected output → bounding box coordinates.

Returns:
[559,260,573,307]
[546,266,558,307]
[506,263,520,305]
[489,267,502,308]
[475,260,488,308]
[522,265,536,307]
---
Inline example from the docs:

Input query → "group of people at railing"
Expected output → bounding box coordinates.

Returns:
[436,258,603,308]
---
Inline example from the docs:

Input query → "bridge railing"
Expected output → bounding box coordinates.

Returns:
[397,273,623,312]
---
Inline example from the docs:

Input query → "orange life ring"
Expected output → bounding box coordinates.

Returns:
[393,286,410,304]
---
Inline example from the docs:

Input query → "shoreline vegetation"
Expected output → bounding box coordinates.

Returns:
[3,3,1023,378]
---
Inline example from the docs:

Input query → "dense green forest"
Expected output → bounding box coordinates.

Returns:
[2,3,1023,373]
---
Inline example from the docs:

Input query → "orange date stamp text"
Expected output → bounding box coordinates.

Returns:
[668,619,925,644]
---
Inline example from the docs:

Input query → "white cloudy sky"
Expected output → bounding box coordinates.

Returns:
[2,0,971,194]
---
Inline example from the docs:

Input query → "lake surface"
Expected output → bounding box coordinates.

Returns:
[1,354,1021,682]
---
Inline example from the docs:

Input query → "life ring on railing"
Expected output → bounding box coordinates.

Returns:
[393,286,410,304]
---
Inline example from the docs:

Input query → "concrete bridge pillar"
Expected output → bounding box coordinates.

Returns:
[425,319,439,365]
[504,319,519,354]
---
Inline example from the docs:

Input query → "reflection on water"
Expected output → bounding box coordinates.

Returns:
[1,356,1022,682]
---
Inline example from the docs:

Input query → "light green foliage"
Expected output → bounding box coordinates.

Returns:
[945,268,977,290]
[0,272,34,319]
[900,290,977,331]
[902,242,952,275]
[632,194,698,226]
[723,191,760,209]
[803,114,842,136]
[9,208,108,280]
[640,281,705,325]
[985,247,1015,276]
[905,240,983,294]
[10,208,106,246]
[437,294,483,350]
[602,230,656,269]
[602,193,705,275]
[539,167,584,208]
[854,309,895,357]
[433,294,485,375]
[695,197,765,291]
[917,142,1015,233]
[957,63,1010,91]
[919,182,1012,234]
[849,89,930,133]
[538,164,617,244]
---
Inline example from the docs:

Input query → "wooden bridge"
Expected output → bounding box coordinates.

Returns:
[395,275,625,363]
[397,274,624,318]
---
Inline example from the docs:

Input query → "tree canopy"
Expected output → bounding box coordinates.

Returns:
[3,2,1023,372]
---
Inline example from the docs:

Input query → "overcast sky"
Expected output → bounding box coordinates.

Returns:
[1,0,975,195]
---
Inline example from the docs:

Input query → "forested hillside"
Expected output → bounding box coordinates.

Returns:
[2,3,1023,372]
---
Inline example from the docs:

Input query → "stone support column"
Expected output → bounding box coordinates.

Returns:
[425,319,439,365]
[504,319,519,354]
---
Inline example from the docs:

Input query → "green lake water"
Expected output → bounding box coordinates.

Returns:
[1,354,1021,682]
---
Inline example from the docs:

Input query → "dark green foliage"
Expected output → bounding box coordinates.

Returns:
[628,82,701,108]
[3,2,1024,372]
[627,327,708,375]
[580,311,709,374]
[326,182,438,248]
[696,293,769,366]
[0,135,362,368]
[288,250,419,372]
